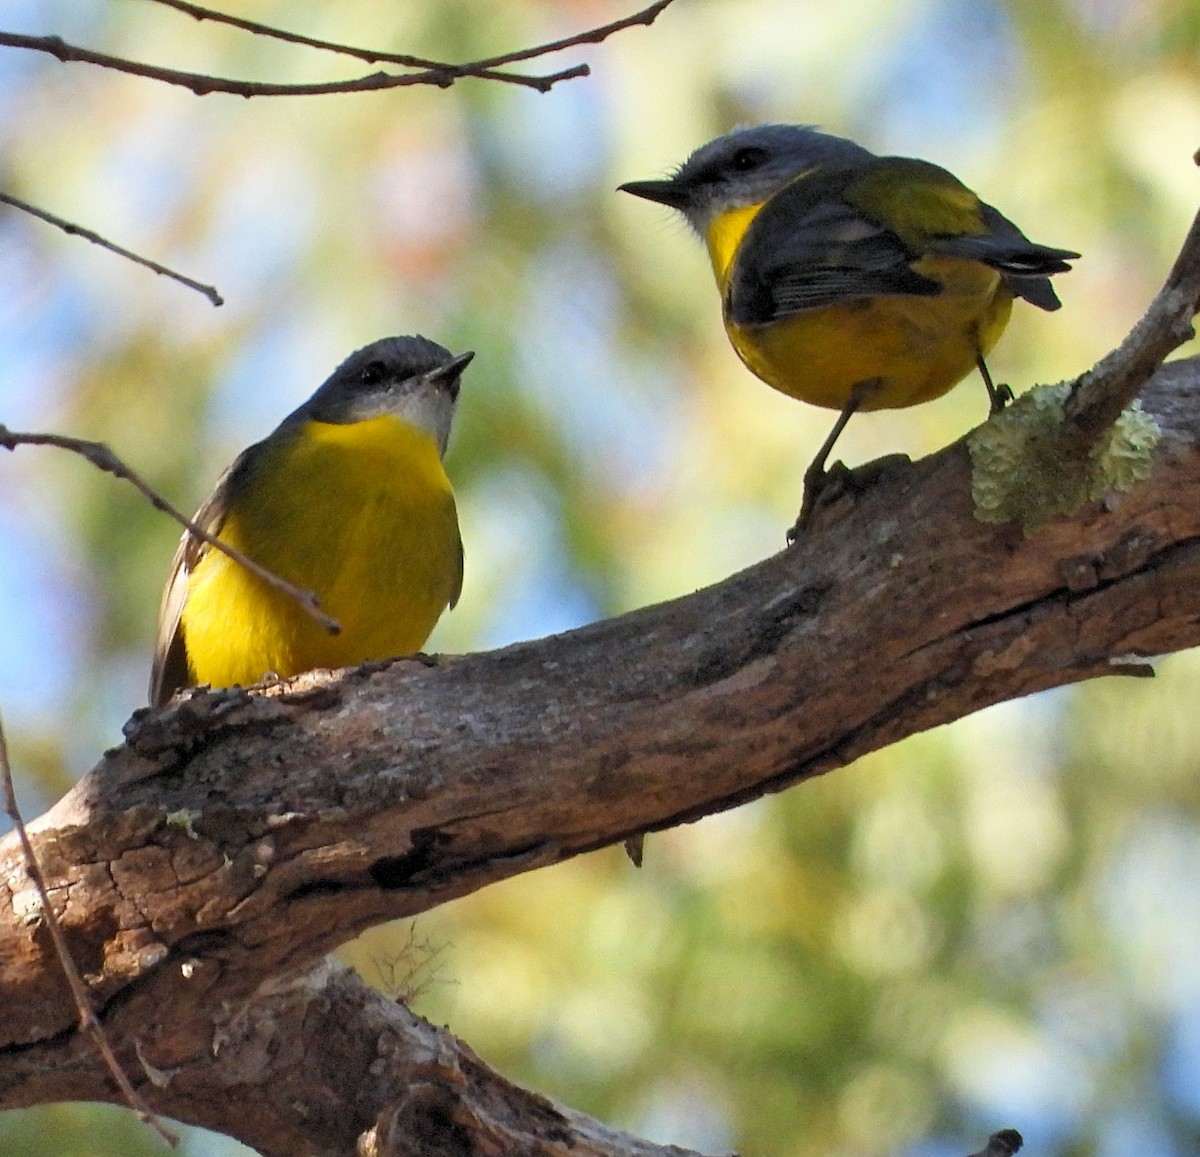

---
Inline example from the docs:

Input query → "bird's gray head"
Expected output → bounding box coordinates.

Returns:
[300,335,473,457]
[618,124,874,236]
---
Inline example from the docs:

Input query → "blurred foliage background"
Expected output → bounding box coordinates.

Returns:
[1,0,1199,1154]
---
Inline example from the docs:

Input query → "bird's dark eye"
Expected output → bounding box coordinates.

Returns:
[360,359,388,385]
[730,147,767,172]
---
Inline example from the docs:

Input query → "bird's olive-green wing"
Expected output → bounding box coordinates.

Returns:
[728,158,1077,325]
[148,449,258,707]
[847,158,1077,310]
[726,165,943,327]
[925,201,1078,311]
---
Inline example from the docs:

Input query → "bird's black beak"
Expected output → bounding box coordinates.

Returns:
[424,350,475,400]
[618,178,691,210]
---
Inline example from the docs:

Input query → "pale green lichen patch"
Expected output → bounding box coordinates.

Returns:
[165,808,200,839]
[969,383,1160,533]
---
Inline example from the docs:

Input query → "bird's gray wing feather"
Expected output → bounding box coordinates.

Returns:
[148,449,257,707]
[925,202,1078,311]
[727,173,941,326]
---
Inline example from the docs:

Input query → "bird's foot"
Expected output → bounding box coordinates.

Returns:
[789,460,853,541]
[989,383,1015,415]
[787,453,911,542]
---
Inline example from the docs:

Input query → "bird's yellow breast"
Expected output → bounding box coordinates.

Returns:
[180,414,461,691]
[706,201,767,285]
[705,207,1013,412]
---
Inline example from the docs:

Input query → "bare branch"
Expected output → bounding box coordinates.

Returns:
[0,426,340,635]
[2,1,679,98]
[136,0,587,92]
[0,712,179,1147]
[0,191,223,306]
[0,29,586,97]
[136,0,680,81]
[464,0,680,68]
[1064,195,1200,442]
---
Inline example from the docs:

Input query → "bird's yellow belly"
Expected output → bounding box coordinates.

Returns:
[181,415,461,691]
[725,256,1013,411]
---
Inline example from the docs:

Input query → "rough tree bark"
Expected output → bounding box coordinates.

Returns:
[1,211,1198,1153]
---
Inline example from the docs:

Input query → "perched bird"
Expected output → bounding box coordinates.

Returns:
[620,124,1078,532]
[150,336,472,706]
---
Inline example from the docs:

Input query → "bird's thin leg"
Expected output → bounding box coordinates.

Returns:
[789,377,881,541]
[977,353,1013,414]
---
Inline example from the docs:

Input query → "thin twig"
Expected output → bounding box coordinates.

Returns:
[2,0,680,98]
[464,0,680,69]
[139,0,679,75]
[0,192,223,306]
[1064,195,1200,444]
[0,31,586,97]
[0,426,340,635]
[136,0,581,91]
[0,711,180,1146]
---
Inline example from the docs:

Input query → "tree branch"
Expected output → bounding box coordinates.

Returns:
[0,31,584,97]
[1,351,1199,1148]
[0,425,339,635]
[136,0,679,91]
[137,0,679,74]
[0,192,223,305]
[191,961,708,1157]
[0,714,178,1146]
[3,1,681,96]
[447,0,680,69]
[1064,198,1200,442]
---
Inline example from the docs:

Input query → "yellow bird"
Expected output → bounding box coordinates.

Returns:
[150,336,472,706]
[620,124,1078,531]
